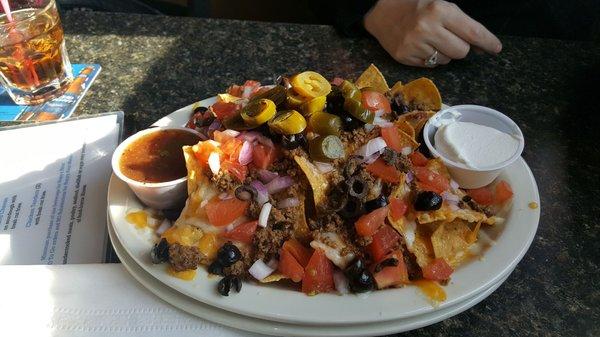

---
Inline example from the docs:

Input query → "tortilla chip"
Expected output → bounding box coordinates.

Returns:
[294,155,329,209]
[425,158,451,180]
[430,221,471,268]
[389,81,403,97]
[260,273,288,283]
[397,129,420,150]
[412,228,435,268]
[178,145,219,222]
[417,205,494,226]
[397,111,436,137]
[293,190,311,241]
[396,120,415,140]
[467,220,482,244]
[400,78,442,111]
[354,64,389,93]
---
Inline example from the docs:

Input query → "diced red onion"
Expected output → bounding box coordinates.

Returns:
[208,152,220,175]
[331,77,344,86]
[401,146,412,156]
[450,179,460,191]
[256,134,274,148]
[258,202,272,228]
[406,171,414,184]
[242,86,254,98]
[266,176,293,194]
[250,180,269,205]
[314,161,334,173]
[448,202,460,211]
[239,131,261,143]
[333,270,350,294]
[249,259,275,281]
[238,140,253,165]
[373,116,393,128]
[156,219,172,235]
[442,191,460,202]
[355,137,387,158]
[221,129,240,138]
[257,169,279,183]
[197,131,209,141]
[364,152,380,164]
[278,197,300,209]
[208,119,221,131]
[363,123,375,132]
[374,109,386,118]
[147,216,159,227]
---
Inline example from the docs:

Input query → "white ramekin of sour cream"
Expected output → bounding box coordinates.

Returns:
[423,105,524,189]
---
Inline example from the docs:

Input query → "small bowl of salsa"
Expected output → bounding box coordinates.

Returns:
[111,127,201,209]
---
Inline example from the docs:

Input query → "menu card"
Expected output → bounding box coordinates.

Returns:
[0,113,123,265]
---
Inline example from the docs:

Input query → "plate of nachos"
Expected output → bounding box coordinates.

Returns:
[108,64,540,325]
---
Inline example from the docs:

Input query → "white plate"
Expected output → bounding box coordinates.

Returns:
[108,214,513,337]
[108,100,540,325]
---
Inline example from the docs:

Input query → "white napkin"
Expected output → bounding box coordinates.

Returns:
[0,264,264,337]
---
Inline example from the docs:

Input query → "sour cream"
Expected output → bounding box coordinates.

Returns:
[434,121,520,169]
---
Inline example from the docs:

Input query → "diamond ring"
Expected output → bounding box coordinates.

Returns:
[424,50,439,67]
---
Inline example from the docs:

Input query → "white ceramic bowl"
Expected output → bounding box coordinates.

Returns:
[423,105,525,189]
[111,126,199,210]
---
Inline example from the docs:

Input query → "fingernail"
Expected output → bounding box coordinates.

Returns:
[495,43,503,54]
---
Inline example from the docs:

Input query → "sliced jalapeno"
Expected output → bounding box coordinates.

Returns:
[286,88,306,109]
[343,98,374,124]
[291,71,332,98]
[300,95,326,116]
[340,80,361,101]
[223,112,254,130]
[240,98,276,127]
[309,111,342,136]
[252,85,286,106]
[309,135,345,162]
[268,110,307,135]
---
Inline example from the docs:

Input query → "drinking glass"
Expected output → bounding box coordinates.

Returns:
[0,0,73,105]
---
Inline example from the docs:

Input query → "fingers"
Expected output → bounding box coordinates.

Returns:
[442,3,502,54]
[427,28,470,60]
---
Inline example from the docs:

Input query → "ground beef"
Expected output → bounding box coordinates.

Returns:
[381,148,413,173]
[247,200,262,219]
[210,170,241,192]
[168,243,201,272]
[223,248,252,277]
[401,242,422,280]
[253,224,292,261]
[355,235,372,248]
[467,200,494,217]
[339,126,379,151]
[354,168,382,201]
[270,156,301,179]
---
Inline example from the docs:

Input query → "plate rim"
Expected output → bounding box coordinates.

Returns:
[108,213,513,336]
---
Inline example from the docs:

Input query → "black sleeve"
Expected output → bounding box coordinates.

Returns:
[309,0,379,37]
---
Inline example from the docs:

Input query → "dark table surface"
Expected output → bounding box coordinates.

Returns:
[62,11,599,337]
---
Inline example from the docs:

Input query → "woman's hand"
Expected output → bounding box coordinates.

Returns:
[364,0,502,67]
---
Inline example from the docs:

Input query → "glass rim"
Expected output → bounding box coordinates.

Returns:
[0,0,55,28]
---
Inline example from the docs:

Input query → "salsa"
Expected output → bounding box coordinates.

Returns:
[120,129,200,183]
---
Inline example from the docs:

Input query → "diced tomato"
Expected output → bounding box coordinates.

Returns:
[211,101,239,120]
[413,167,450,194]
[381,126,402,152]
[221,220,258,244]
[389,198,408,221]
[221,137,244,161]
[282,239,313,267]
[494,180,514,204]
[361,90,391,114]
[221,160,248,181]
[355,206,389,237]
[227,84,243,97]
[373,250,409,289]
[366,159,401,183]
[467,186,494,205]
[422,258,454,281]
[213,130,234,144]
[368,225,401,262]
[278,248,305,282]
[302,249,334,295]
[409,151,428,167]
[205,197,249,227]
[193,142,220,168]
[252,143,278,169]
